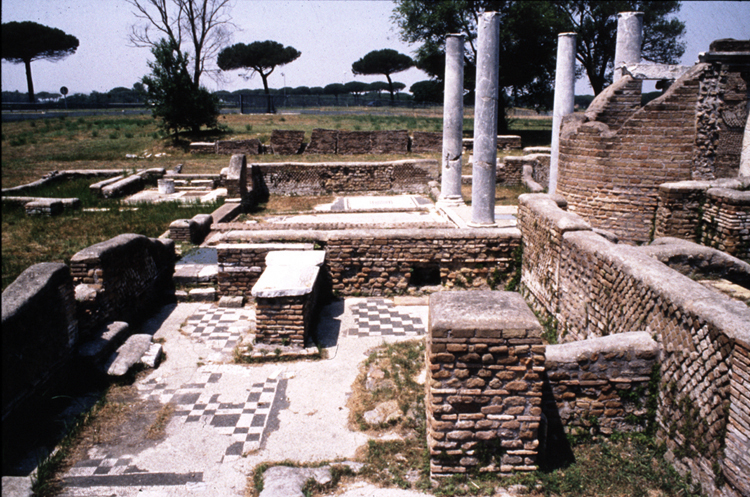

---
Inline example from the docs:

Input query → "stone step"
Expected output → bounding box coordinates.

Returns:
[77,321,130,365]
[173,264,219,285]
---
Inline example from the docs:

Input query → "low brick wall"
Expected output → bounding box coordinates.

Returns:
[305,128,338,154]
[654,179,750,260]
[544,332,659,437]
[169,214,212,244]
[427,291,545,477]
[216,139,262,155]
[70,234,175,334]
[518,193,750,497]
[255,295,312,346]
[253,160,438,196]
[209,228,521,297]
[411,131,442,153]
[703,188,750,259]
[270,130,305,155]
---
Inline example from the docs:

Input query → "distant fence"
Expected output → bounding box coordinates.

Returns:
[2,94,435,115]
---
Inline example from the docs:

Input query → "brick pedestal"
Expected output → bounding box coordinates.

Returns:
[427,291,545,477]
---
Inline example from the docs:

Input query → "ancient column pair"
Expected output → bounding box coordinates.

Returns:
[439,12,500,227]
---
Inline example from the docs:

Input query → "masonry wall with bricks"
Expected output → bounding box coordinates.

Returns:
[253,159,438,196]
[654,180,750,260]
[543,332,658,437]
[518,193,750,497]
[427,291,545,477]
[556,52,748,245]
[702,188,750,260]
[254,293,317,347]
[70,234,175,334]
[209,228,521,298]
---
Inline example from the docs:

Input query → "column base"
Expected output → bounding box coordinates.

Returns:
[467,220,498,228]
[437,195,465,207]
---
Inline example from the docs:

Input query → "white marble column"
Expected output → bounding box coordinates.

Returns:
[549,32,577,194]
[440,34,466,204]
[614,12,643,82]
[470,12,500,227]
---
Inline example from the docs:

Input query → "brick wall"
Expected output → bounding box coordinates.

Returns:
[255,294,314,346]
[544,332,658,437]
[209,228,521,297]
[411,131,442,153]
[305,128,338,154]
[70,234,175,334]
[216,139,262,155]
[518,193,750,497]
[654,180,750,260]
[270,130,305,155]
[702,188,750,259]
[557,59,748,245]
[427,291,545,477]
[724,341,750,493]
[253,160,438,196]
[557,71,701,244]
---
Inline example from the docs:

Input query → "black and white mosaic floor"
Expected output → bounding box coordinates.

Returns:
[347,298,425,337]
[181,304,254,355]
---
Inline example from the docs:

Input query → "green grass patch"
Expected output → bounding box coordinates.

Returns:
[1,177,219,290]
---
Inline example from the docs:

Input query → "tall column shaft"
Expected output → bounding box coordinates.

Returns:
[440,34,465,203]
[549,33,577,194]
[613,11,643,82]
[740,111,750,177]
[470,12,500,227]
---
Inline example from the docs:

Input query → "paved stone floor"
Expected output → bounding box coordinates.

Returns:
[54,298,428,496]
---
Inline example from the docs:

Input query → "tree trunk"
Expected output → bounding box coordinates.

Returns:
[24,59,35,103]
[261,71,274,113]
[386,74,395,102]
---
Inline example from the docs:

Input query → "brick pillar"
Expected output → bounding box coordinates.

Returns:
[427,291,545,478]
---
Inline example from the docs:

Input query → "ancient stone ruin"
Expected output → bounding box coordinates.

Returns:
[1,14,749,497]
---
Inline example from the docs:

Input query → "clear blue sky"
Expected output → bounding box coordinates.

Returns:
[2,1,749,97]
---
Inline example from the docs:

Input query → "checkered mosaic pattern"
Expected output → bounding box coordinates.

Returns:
[347,299,425,337]
[138,369,283,458]
[181,304,254,355]
[65,455,140,477]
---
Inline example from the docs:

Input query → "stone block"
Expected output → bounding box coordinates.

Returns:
[430,291,542,338]
[189,142,216,154]
[252,265,320,298]
[78,321,130,363]
[105,334,152,376]
[189,287,216,301]
[218,295,244,308]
